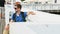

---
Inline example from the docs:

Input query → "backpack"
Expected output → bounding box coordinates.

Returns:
[13,12,26,22]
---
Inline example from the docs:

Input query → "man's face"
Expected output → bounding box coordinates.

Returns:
[14,6,21,12]
[16,8,21,12]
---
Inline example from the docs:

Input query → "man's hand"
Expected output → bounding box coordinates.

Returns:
[27,12,35,15]
[3,24,9,34]
[4,24,9,30]
[9,19,14,23]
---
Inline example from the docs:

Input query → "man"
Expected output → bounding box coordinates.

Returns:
[3,2,35,34]
[11,4,35,22]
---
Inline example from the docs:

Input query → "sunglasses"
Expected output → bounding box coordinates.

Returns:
[14,8,17,9]
[14,5,17,9]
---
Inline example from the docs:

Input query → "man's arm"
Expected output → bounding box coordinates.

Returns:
[27,11,35,15]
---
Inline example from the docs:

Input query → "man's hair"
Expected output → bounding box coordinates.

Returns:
[16,4,22,9]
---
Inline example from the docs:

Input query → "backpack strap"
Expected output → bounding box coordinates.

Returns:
[21,12,26,22]
[13,13,16,22]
